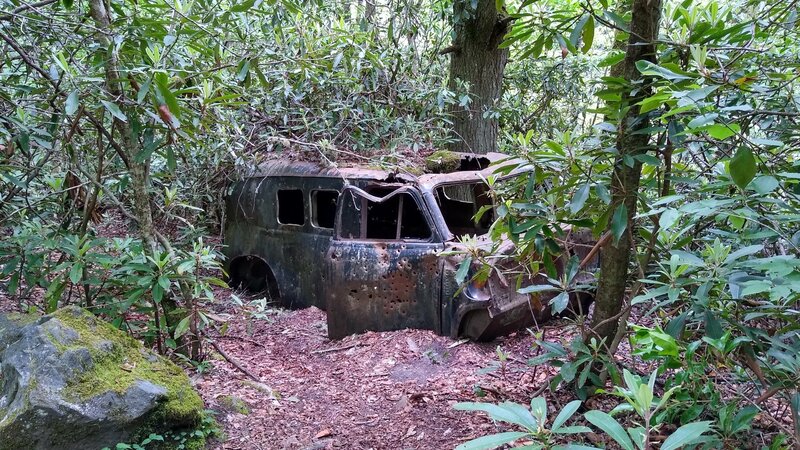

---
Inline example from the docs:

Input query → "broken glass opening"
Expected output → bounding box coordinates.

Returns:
[434,182,494,238]
[277,189,305,225]
[339,187,431,240]
[312,190,338,229]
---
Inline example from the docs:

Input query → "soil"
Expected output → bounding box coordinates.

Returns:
[197,295,583,450]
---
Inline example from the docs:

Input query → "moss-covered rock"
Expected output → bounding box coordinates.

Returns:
[424,150,463,173]
[0,306,205,450]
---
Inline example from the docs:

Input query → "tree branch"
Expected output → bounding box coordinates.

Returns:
[0,0,59,21]
[438,44,460,55]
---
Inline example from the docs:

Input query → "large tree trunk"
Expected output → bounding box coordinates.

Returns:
[446,0,509,154]
[590,0,663,343]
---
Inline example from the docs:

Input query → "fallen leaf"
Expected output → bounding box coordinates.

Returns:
[314,428,332,439]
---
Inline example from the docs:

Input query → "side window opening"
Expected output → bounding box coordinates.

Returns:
[338,187,431,241]
[435,183,494,238]
[277,189,305,225]
[311,190,338,229]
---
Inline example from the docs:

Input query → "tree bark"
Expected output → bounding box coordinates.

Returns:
[88,0,157,251]
[446,0,509,154]
[589,0,662,343]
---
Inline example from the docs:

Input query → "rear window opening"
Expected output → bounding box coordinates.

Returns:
[312,190,338,229]
[435,183,494,238]
[277,189,305,225]
[339,187,431,241]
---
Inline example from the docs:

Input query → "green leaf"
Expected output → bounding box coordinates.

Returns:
[174,316,191,339]
[611,204,628,245]
[731,406,759,433]
[65,90,79,115]
[687,113,717,129]
[229,0,256,12]
[660,421,712,450]
[751,175,778,194]
[584,410,634,450]
[707,123,739,140]
[455,431,530,450]
[552,400,582,431]
[69,263,83,284]
[594,184,611,204]
[658,208,680,230]
[560,361,577,382]
[154,73,180,120]
[551,291,570,314]
[455,256,472,285]
[530,397,547,423]
[635,60,692,81]
[598,52,625,68]
[157,275,170,290]
[570,184,590,214]
[724,244,763,264]
[453,402,538,431]
[729,147,757,189]
[582,15,594,52]
[518,284,559,294]
[45,278,67,313]
[704,311,723,339]
[569,15,590,50]
[639,93,671,114]
[137,77,152,104]
[237,59,251,82]
[166,146,177,172]
[152,283,164,303]
[100,100,127,122]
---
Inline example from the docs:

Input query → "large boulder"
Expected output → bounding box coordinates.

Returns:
[0,306,205,450]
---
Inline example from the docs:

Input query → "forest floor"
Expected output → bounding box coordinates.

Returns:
[197,293,593,450]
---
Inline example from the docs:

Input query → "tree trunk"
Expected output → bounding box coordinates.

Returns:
[589,0,662,343]
[88,0,157,252]
[446,0,509,154]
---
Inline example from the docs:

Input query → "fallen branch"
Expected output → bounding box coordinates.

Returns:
[311,342,362,354]
[209,339,261,382]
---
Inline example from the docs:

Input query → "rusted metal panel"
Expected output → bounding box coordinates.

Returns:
[325,241,444,339]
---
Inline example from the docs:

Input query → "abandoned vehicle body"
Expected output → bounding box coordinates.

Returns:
[224,152,595,340]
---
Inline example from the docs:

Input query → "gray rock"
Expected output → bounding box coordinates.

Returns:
[0,306,205,450]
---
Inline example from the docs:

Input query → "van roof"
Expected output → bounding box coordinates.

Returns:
[250,151,530,189]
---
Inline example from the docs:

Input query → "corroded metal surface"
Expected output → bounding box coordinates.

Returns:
[224,152,597,341]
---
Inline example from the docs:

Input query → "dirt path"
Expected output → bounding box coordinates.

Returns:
[197,302,578,450]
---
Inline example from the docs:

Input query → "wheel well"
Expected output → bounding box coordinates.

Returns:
[228,255,280,301]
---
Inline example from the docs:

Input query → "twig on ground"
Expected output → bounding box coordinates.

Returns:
[209,339,262,382]
[312,342,362,354]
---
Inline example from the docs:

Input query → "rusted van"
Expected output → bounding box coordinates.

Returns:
[224,152,595,340]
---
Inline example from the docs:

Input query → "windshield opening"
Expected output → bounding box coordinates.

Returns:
[434,182,494,238]
[339,186,432,241]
